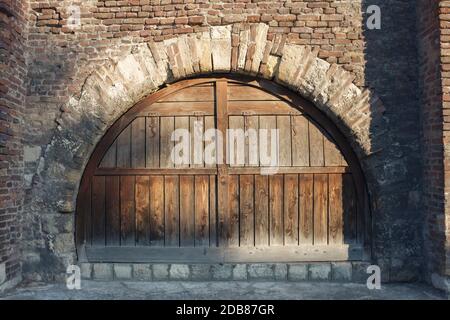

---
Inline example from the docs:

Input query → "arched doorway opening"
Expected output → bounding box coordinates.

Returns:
[76,75,370,263]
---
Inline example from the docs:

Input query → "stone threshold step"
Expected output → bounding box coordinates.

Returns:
[79,262,371,283]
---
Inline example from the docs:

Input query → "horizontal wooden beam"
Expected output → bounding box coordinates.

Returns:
[95,167,349,176]
[228,166,349,175]
[95,168,218,176]
[82,245,364,263]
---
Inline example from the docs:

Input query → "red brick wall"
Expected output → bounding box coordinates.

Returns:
[0,0,27,286]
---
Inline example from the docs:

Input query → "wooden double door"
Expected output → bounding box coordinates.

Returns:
[76,77,368,263]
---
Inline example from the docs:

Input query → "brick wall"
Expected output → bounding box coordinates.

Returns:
[0,0,27,289]
[18,0,424,283]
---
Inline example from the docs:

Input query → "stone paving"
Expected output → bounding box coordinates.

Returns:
[0,281,446,300]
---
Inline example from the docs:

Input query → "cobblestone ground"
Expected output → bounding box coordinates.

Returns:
[0,281,446,300]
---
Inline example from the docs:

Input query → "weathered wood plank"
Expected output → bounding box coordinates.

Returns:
[149,175,164,246]
[195,175,209,246]
[239,175,254,246]
[135,176,150,246]
[117,126,131,167]
[269,175,283,245]
[174,116,190,168]
[131,117,146,168]
[245,115,259,166]
[299,173,313,244]
[141,102,214,116]
[228,101,301,115]
[313,174,328,245]
[179,175,195,246]
[190,116,204,168]
[259,116,277,167]
[291,116,309,166]
[309,123,324,167]
[228,116,245,167]
[209,175,217,247]
[160,117,175,168]
[145,117,160,168]
[328,174,343,244]
[226,175,240,247]
[204,116,216,167]
[228,84,281,101]
[100,141,116,168]
[254,175,269,246]
[343,173,357,244]
[120,176,135,246]
[105,176,120,246]
[324,134,343,167]
[158,84,214,102]
[164,175,179,247]
[92,176,106,246]
[85,245,364,263]
[284,174,299,245]
[277,115,292,167]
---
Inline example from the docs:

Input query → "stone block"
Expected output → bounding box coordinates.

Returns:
[274,264,288,280]
[288,264,308,281]
[153,264,169,280]
[248,264,274,280]
[352,262,371,283]
[133,264,152,281]
[232,264,247,281]
[211,264,232,280]
[114,264,132,280]
[169,264,190,280]
[309,263,331,281]
[331,262,352,281]
[190,264,212,281]
[93,263,113,280]
[79,263,92,280]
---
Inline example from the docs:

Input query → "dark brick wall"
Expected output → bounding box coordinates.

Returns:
[417,0,444,281]
[0,0,27,286]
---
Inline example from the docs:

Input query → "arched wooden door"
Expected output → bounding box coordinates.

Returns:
[76,76,369,263]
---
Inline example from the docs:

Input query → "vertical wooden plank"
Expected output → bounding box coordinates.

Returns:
[179,175,194,246]
[117,125,131,167]
[120,176,135,246]
[149,176,165,246]
[91,176,105,246]
[284,174,299,245]
[309,123,324,167]
[216,80,229,247]
[291,116,309,166]
[228,116,245,167]
[313,174,328,244]
[135,176,150,246]
[174,116,190,168]
[269,175,283,245]
[244,115,259,166]
[190,116,204,168]
[343,173,357,244]
[239,175,254,246]
[228,175,240,247]
[277,115,292,166]
[254,175,269,246]
[259,116,277,167]
[164,175,179,246]
[160,117,175,168]
[299,173,313,244]
[195,175,209,246]
[100,141,117,168]
[131,117,146,168]
[209,175,217,247]
[105,176,120,246]
[324,134,342,167]
[77,180,91,246]
[204,116,216,167]
[328,174,343,244]
[146,116,160,168]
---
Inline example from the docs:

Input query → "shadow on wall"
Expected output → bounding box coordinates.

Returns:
[362,0,423,281]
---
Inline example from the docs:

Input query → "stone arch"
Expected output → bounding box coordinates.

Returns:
[34,23,387,262]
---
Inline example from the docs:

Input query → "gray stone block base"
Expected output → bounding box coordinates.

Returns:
[80,261,371,283]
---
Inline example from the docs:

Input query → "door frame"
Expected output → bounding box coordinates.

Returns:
[76,74,371,262]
